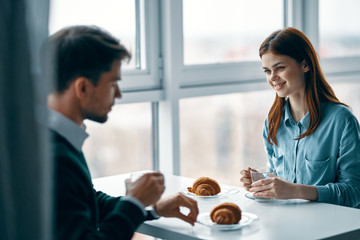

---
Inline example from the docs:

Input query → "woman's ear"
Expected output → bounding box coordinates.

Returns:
[302,60,310,73]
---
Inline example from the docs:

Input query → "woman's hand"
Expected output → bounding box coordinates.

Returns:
[240,167,252,191]
[250,177,318,201]
[249,176,295,199]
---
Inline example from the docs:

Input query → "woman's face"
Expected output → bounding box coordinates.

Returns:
[261,51,309,99]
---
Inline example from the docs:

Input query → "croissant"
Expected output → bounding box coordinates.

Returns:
[210,202,241,224]
[187,177,221,196]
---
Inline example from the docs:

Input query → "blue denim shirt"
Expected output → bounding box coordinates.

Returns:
[263,101,360,208]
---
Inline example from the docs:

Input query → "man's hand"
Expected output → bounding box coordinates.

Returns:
[125,172,165,207]
[154,193,199,226]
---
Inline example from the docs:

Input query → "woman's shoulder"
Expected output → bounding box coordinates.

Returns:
[321,102,358,124]
[322,101,350,112]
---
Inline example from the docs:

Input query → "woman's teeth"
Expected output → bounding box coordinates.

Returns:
[274,82,285,90]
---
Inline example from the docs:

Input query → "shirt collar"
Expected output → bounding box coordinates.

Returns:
[284,100,295,125]
[299,112,310,130]
[48,109,89,151]
[283,100,310,129]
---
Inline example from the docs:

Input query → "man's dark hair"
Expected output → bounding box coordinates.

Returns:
[42,25,131,92]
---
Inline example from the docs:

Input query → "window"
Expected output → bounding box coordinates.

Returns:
[45,2,360,239]
[49,0,137,69]
[179,90,274,185]
[332,82,360,120]
[183,0,283,65]
[319,0,360,58]
[83,103,152,178]
[49,0,360,182]
[49,0,161,91]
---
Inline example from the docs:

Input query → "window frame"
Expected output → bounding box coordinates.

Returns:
[157,0,360,175]
[74,0,360,176]
[119,0,163,93]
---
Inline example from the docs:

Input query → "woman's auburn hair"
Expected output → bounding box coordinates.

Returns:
[259,27,348,146]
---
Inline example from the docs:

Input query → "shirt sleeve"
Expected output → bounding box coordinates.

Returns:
[96,192,148,219]
[121,195,147,216]
[316,113,360,208]
[97,193,159,221]
[145,206,161,220]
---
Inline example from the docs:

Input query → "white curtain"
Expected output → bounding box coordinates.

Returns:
[0,0,51,239]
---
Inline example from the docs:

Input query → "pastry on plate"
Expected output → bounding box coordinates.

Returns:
[187,177,221,196]
[210,202,242,224]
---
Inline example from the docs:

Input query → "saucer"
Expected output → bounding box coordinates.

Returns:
[197,212,258,231]
[245,192,278,203]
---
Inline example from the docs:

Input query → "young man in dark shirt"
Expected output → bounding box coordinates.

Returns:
[43,25,198,240]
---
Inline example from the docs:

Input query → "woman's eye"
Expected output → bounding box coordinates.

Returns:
[264,69,270,74]
[277,66,285,70]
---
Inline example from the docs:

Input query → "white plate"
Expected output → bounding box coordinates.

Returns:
[245,192,288,203]
[197,212,258,230]
[182,186,239,199]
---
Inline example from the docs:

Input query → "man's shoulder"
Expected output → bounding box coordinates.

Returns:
[49,129,91,180]
[50,129,73,147]
[49,129,82,160]
[50,129,66,144]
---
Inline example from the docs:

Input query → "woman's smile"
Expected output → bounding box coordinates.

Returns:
[273,81,286,90]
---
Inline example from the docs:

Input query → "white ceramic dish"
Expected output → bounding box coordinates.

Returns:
[245,192,289,203]
[182,186,239,199]
[197,212,258,231]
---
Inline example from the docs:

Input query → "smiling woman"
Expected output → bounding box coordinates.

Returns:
[240,27,360,208]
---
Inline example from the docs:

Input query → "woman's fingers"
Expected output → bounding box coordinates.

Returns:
[249,177,295,199]
[240,167,253,190]
[249,177,275,198]
[251,177,273,187]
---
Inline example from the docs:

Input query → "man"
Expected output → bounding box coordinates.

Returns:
[43,25,198,239]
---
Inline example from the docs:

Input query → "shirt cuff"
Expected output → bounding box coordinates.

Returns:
[316,185,330,202]
[122,195,147,217]
[146,206,160,219]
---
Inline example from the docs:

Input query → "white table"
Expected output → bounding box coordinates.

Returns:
[93,172,360,240]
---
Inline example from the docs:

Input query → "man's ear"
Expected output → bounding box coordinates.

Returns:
[302,60,310,73]
[73,77,90,99]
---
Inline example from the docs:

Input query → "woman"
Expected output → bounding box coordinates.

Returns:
[240,27,360,208]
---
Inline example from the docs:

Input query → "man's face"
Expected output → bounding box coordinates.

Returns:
[81,60,122,123]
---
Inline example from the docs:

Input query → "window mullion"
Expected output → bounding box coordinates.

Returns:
[158,0,183,175]
[285,0,319,50]
[303,0,319,50]
[135,0,141,69]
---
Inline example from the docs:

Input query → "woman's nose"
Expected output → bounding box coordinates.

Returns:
[269,72,277,81]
